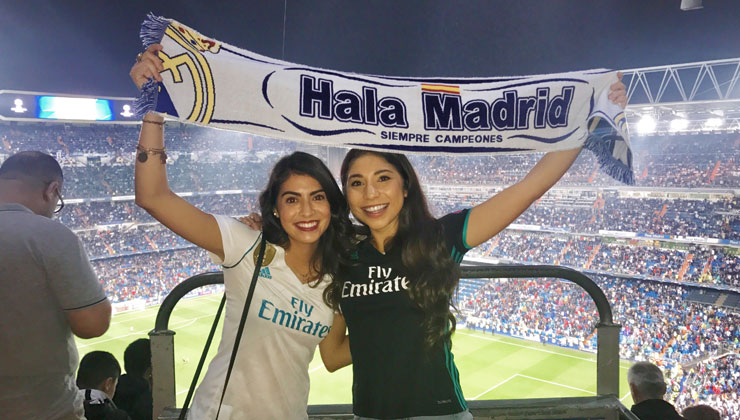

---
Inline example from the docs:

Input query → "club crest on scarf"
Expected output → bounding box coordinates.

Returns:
[153,23,218,123]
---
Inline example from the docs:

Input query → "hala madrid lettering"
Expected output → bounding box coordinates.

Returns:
[298,75,575,132]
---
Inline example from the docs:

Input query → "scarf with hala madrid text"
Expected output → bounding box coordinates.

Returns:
[135,14,634,184]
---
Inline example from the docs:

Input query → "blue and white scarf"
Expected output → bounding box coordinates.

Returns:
[136,14,633,184]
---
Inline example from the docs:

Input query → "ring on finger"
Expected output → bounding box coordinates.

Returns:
[136,52,144,63]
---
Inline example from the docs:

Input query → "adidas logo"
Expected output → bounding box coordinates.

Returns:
[259,266,272,279]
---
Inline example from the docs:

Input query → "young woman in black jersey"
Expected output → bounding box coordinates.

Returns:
[322,77,628,420]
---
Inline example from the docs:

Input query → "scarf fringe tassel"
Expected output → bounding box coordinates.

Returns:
[134,13,170,118]
[584,132,635,185]
[140,12,170,49]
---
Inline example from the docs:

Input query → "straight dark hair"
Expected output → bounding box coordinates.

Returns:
[123,338,151,377]
[327,149,459,351]
[259,151,355,286]
[77,351,121,389]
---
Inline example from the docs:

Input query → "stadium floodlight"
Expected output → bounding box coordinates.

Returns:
[669,118,689,132]
[704,118,724,130]
[680,0,702,10]
[636,115,656,134]
[11,98,27,113]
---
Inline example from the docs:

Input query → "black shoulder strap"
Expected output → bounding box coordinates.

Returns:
[178,295,227,420]
[214,236,267,419]
[178,235,266,420]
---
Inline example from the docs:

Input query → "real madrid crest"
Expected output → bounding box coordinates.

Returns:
[253,240,277,267]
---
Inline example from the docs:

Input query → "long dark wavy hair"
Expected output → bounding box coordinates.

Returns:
[326,149,460,351]
[259,152,355,287]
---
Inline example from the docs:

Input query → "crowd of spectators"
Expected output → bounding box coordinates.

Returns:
[466,231,740,289]
[60,157,279,198]
[58,194,259,229]
[458,276,740,418]
[2,123,739,192]
[0,123,296,155]
[430,191,740,241]
[411,132,740,188]
[673,355,739,418]
[61,194,740,290]
[92,248,218,303]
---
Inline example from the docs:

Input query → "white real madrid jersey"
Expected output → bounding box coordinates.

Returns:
[188,215,334,420]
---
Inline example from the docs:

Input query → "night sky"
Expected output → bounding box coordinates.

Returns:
[1,0,739,98]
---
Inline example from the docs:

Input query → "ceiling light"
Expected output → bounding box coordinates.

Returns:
[704,118,724,129]
[636,115,656,134]
[669,118,688,132]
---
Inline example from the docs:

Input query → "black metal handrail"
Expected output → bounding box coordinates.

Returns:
[150,264,622,419]
[152,265,614,331]
[153,271,224,332]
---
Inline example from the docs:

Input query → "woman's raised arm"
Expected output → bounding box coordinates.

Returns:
[464,73,628,248]
[132,44,224,260]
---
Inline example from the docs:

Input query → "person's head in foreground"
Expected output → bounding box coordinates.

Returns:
[77,351,121,399]
[124,338,151,381]
[682,404,721,420]
[0,151,64,218]
[627,361,667,404]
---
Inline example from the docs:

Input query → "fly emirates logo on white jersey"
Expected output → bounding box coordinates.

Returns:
[258,296,330,338]
[341,266,409,298]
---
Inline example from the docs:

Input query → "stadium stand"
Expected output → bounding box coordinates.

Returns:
[458,276,740,418]
[1,119,738,418]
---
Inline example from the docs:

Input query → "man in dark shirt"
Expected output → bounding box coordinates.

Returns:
[113,339,153,420]
[628,361,685,420]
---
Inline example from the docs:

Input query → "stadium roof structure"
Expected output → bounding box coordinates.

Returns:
[622,57,740,136]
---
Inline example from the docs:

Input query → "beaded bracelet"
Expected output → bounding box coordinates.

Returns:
[136,145,167,164]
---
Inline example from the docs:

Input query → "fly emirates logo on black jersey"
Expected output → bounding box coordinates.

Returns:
[342,266,409,298]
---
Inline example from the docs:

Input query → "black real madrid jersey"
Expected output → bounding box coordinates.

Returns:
[339,209,471,418]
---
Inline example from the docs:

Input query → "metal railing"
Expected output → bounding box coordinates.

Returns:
[149,265,625,419]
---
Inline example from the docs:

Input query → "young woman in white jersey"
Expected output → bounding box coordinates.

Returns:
[131,45,353,419]
[322,78,628,419]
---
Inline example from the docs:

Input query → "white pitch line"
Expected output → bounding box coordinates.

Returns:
[177,319,198,329]
[78,314,216,348]
[457,331,629,370]
[309,365,324,373]
[516,374,596,395]
[471,374,517,400]
[620,391,631,402]
[110,295,223,325]
[111,310,160,325]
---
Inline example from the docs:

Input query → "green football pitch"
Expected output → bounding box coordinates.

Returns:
[76,294,635,407]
